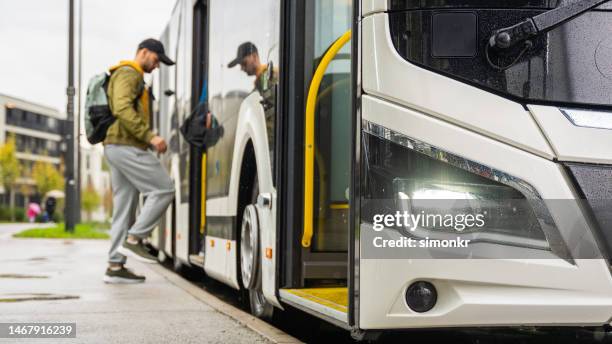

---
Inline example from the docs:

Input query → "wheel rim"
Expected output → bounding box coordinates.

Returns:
[240,205,258,288]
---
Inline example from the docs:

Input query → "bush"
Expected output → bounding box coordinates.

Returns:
[52,212,63,223]
[0,206,10,220]
[13,207,25,222]
[0,206,26,222]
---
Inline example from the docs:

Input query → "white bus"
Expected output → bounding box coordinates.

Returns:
[150,0,612,338]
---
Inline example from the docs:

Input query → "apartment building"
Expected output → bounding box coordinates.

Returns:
[0,93,65,207]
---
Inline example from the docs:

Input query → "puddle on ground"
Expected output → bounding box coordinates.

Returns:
[0,293,79,303]
[0,273,48,279]
[28,257,47,261]
[0,256,51,263]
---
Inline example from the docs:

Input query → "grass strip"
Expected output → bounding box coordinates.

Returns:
[13,222,109,239]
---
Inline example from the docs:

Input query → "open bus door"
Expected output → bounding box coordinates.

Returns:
[279,0,355,329]
[188,0,209,267]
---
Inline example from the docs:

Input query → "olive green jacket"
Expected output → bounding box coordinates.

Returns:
[104,60,154,150]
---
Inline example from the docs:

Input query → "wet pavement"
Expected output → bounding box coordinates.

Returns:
[0,223,273,343]
[1,222,610,343]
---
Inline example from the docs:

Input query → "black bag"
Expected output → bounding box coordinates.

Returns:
[87,104,116,144]
[179,102,223,148]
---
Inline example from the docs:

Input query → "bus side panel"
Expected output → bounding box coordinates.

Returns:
[201,0,241,288]
[362,0,387,16]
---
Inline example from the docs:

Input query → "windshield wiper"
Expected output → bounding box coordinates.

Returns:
[489,0,610,50]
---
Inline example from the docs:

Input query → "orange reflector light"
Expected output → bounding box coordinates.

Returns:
[265,247,273,259]
[210,239,215,247]
[226,241,231,251]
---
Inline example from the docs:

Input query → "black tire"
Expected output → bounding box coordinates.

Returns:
[249,282,274,319]
[240,175,274,319]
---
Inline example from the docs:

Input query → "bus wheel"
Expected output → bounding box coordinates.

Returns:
[240,205,259,289]
[240,177,273,319]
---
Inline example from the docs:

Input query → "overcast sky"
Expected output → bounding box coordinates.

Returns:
[0,0,176,113]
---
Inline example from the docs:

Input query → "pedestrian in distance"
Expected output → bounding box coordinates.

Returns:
[26,202,40,223]
[102,38,175,284]
[44,196,56,222]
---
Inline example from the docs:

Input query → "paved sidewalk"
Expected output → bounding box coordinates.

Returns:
[0,223,272,343]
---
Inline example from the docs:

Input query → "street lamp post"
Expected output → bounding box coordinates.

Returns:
[76,0,82,223]
[65,0,78,232]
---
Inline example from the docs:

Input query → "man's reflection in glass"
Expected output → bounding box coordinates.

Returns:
[228,41,279,168]
[228,41,278,94]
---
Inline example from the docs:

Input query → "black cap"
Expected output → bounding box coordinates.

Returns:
[138,38,175,66]
[228,42,258,68]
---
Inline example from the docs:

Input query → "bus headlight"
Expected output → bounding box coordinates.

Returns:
[363,121,568,255]
[393,178,548,245]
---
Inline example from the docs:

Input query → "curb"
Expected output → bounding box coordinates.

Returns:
[148,264,302,344]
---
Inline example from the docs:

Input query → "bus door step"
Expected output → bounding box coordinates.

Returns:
[279,287,348,325]
[188,254,205,268]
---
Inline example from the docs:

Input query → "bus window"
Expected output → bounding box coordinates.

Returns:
[206,0,280,199]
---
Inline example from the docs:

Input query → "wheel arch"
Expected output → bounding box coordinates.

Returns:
[236,139,258,261]
[226,92,274,289]
[228,92,274,206]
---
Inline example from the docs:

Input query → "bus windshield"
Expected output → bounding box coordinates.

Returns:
[388,4,612,107]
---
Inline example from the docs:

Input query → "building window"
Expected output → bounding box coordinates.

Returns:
[46,140,56,152]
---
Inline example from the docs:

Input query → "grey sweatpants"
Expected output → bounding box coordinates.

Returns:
[104,144,175,264]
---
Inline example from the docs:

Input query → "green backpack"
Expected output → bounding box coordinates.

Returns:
[84,72,115,144]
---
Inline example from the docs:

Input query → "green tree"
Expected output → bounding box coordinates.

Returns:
[0,136,22,221]
[32,161,64,197]
[102,188,113,219]
[81,185,101,221]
